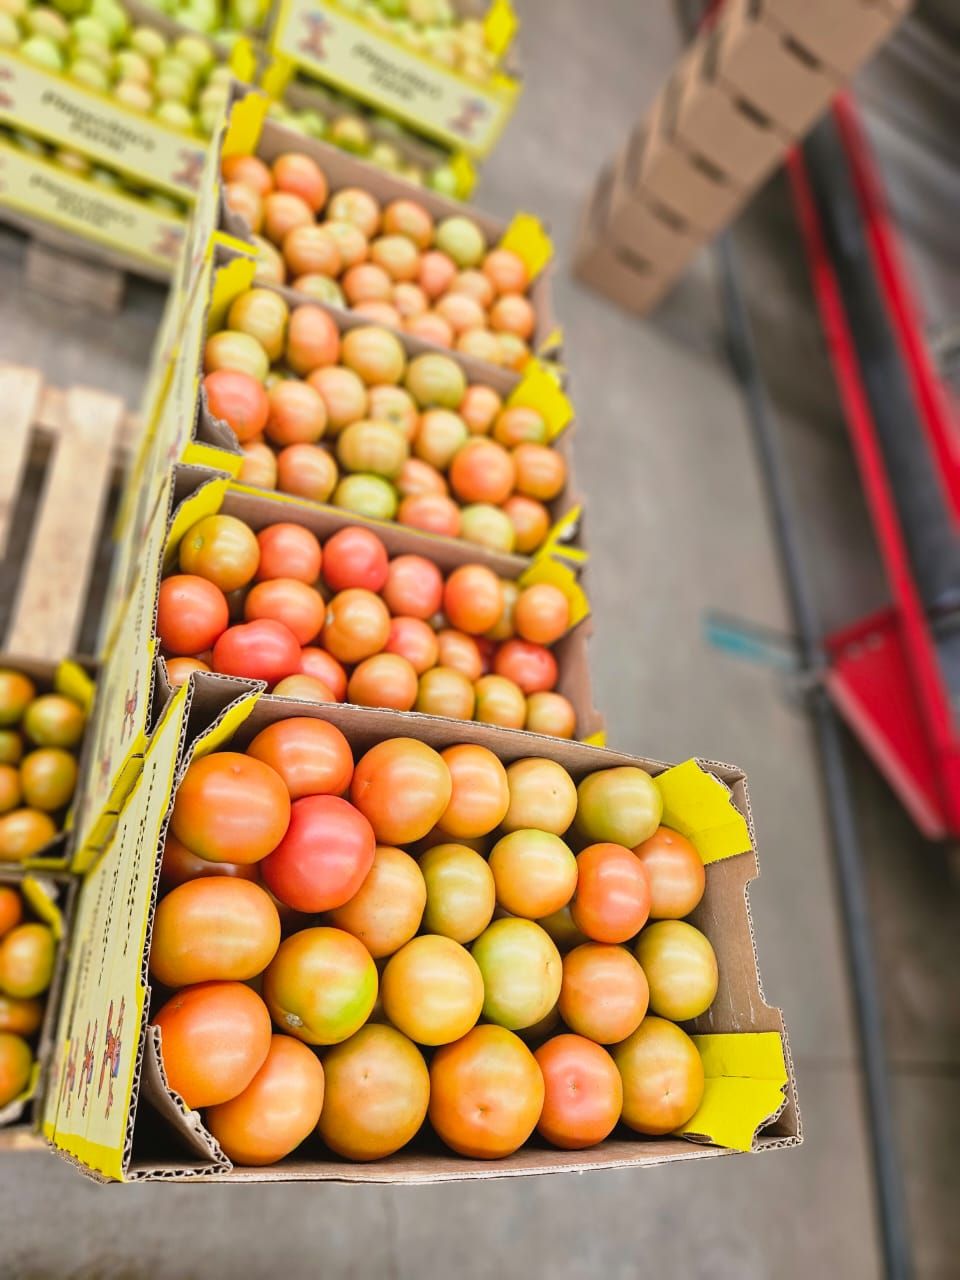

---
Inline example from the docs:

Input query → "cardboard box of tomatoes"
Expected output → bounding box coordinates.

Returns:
[40,672,799,1181]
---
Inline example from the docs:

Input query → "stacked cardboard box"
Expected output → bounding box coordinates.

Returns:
[574,0,912,314]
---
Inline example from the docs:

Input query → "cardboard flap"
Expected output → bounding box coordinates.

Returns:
[655,760,752,863]
[499,212,554,280]
[506,360,573,440]
[679,1032,789,1152]
[137,1027,229,1174]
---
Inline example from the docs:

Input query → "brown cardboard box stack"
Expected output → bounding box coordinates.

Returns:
[573,0,912,314]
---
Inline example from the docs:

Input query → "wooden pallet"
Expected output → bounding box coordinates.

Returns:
[0,364,137,658]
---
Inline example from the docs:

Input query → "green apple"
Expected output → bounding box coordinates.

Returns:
[130,26,166,62]
[20,34,65,71]
[115,79,153,112]
[153,98,194,131]
[112,49,151,84]
[89,0,128,41]
[0,12,18,45]
[69,57,110,91]
[26,7,70,44]
[173,33,213,72]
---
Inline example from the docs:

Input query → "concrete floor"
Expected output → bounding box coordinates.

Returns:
[1,1,958,1276]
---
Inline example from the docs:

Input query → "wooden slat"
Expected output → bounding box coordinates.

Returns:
[0,365,43,558]
[6,384,125,658]
[32,384,141,461]
[25,240,126,313]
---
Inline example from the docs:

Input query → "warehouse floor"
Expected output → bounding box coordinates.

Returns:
[1,2,957,1277]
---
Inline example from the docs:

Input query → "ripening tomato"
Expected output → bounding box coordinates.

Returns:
[474,674,526,729]
[418,249,457,298]
[559,942,649,1044]
[222,153,274,197]
[342,262,393,306]
[513,443,566,502]
[502,758,577,834]
[227,288,289,363]
[244,579,325,646]
[367,385,418,442]
[443,565,503,636]
[212,619,302,684]
[634,921,718,1022]
[324,219,369,270]
[283,224,341,277]
[321,527,389,594]
[436,291,486,335]
[492,406,547,449]
[254,524,323,585]
[502,495,550,554]
[381,934,483,1046]
[383,555,444,620]
[239,440,278,489]
[0,887,23,938]
[226,181,263,230]
[264,380,328,447]
[405,353,466,410]
[299,647,348,700]
[273,152,327,211]
[0,732,22,766]
[203,330,270,383]
[537,904,588,954]
[179,515,260,593]
[571,844,651,945]
[276,443,339,503]
[415,667,476,720]
[20,748,77,812]
[338,421,411,481]
[159,832,260,891]
[0,810,57,862]
[263,926,377,1046]
[341,326,406,387]
[483,248,529,296]
[0,923,54,998]
[414,408,469,470]
[246,717,353,800]
[171,752,290,865]
[307,366,368,433]
[535,1035,622,1150]
[370,234,419,282]
[385,616,439,674]
[419,843,495,943]
[632,826,706,919]
[351,738,451,844]
[0,671,34,726]
[328,186,380,237]
[460,384,502,435]
[206,1033,325,1167]
[397,457,449,499]
[460,504,515,554]
[350,300,402,329]
[435,630,483,681]
[286,305,341,376]
[251,235,286,286]
[394,282,429,321]
[0,993,42,1037]
[613,1016,704,1135]
[153,981,272,1109]
[157,575,229,656]
[322,589,391,664]
[150,878,281,987]
[490,294,535,340]
[329,845,425,958]
[203,369,270,443]
[429,1025,544,1159]
[398,493,461,538]
[272,675,336,703]
[165,657,211,689]
[437,745,509,840]
[260,795,375,913]
[0,765,21,814]
[348,653,418,711]
[0,1032,32,1108]
[488,830,577,919]
[449,439,515,506]
[575,767,663,848]
[263,191,313,244]
[472,918,562,1030]
[514,584,570,646]
[406,311,454,347]
[383,198,433,249]
[493,639,557,694]
[525,691,576,739]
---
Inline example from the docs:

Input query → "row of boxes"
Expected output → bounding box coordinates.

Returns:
[574,0,911,313]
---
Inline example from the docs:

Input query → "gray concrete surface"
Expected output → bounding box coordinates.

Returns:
[0,1,957,1276]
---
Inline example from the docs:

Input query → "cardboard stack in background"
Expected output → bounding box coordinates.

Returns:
[573,0,913,314]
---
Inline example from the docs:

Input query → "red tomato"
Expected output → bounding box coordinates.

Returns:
[203,370,269,443]
[383,555,444,620]
[273,153,328,211]
[329,844,426,958]
[415,667,476,720]
[171,752,290,864]
[514,583,570,646]
[264,926,377,1046]
[571,844,651,944]
[286,305,341,376]
[435,629,483,681]
[246,717,354,799]
[244,579,325,646]
[260,795,376,912]
[322,589,391,663]
[535,1035,622,1150]
[275,443,338,503]
[502,494,550,553]
[418,249,457,298]
[351,738,452,844]
[212,619,302,684]
[634,921,718,1022]
[149,878,281,987]
[429,1025,544,1159]
[559,942,649,1044]
[385,616,439,674]
[299,647,348,700]
[321,526,389,593]
[156,575,228,656]
[159,833,259,891]
[613,1017,705,1135]
[255,524,323,584]
[437,744,509,839]
[443,565,503,635]
[493,639,557,694]
[348,654,419,711]
[448,439,515,506]
[398,493,461,538]
[381,934,483,1046]
[631,826,705,919]
[179,515,260,593]
[488,830,577,919]
[471,918,562,1030]
[264,380,328,447]
[525,691,576,739]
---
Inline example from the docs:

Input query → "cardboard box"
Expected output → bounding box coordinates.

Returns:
[43,673,800,1181]
[710,0,840,138]
[764,0,901,76]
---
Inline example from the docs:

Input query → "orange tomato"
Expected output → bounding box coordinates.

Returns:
[171,752,291,865]
[322,588,392,664]
[472,918,562,1030]
[383,555,443,620]
[0,671,34,726]
[0,810,57,862]
[415,667,476,720]
[385,616,439,674]
[341,326,406,386]
[631,826,705,919]
[405,311,454,347]
[351,738,452,844]
[0,1031,32,1108]
[450,268,494,309]
[164,656,212,690]
[283,224,341,277]
[272,675,336,703]
[262,191,313,243]
[0,765,21,815]
[443,564,503,635]
[418,249,457,298]
[634,921,718,1021]
[576,766,663,848]
[474,674,526,729]
[435,291,485,335]
[381,934,483,1045]
[493,639,557,694]
[0,993,43,1037]
[307,365,368,433]
[264,380,328,447]
[488,830,577,919]
[398,493,461,538]
[263,926,377,1046]
[435,630,483,681]
[179,514,260,593]
[348,653,419,711]
[457,329,505,366]
[394,282,429,320]
[243,578,324,646]
[225,182,262,231]
[483,580,517,643]
[273,153,327,212]
[613,1016,704,1134]
[502,758,577,834]
[502,494,550,553]
[535,1034,622,1150]
[149,878,281,987]
[204,369,270,443]
[492,406,547,448]
[383,198,433,248]
[324,219,369,269]
[318,1023,430,1160]
[206,1033,325,1166]
[153,981,272,1109]
[0,886,23,938]
[342,261,393,306]
[227,288,289,363]
[238,440,277,489]
[571,844,651,944]
[514,584,570,646]
[20,748,77,812]
[429,1025,544,1159]
[222,153,274,197]
[157,575,229,656]
[419,843,495,943]
[559,942,649,1044]
[490,294,535,340]
[246,717,353,800]
[260,795,375,913]
[525,691,576,739]
[275,442,338,503]
[460,384,502,435]
[299,647,348,700]
[255,523,323,585]
[329,844,425,958]
[512,443,566,502]
[483,248,529,296]
[436,744,509,839]
[286,305,341,376]
[448,439,515,506]
[0,922,54,998]
[328,186,380,237]
[23,696,83,749]
[159,833,259,891]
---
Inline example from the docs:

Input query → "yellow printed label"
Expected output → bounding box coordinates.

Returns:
[499,212,553,280]
[679,1032,788,1152]
[655,760,752,864]
[0,51,206,201]
[0,141,185,273]
[270,0,519,157]
[506,360,573,440]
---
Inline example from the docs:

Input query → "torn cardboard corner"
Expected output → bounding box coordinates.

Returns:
[44,674,799,1182]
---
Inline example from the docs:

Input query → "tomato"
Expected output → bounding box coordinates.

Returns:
[159,833,259,891]
[493,639,557,694]
[460,384,502,435]
[0,810,57,861]
[239,440,278,489]
[385,616,439,674]
[379,555,441,621]
[575,767,663,848]
[347,653,417,711]
[483,248,529,296]
[252,235,286,286]
[414,408,469,470]
[263,191,313,244]
[342,262,393,306]
[150,878,281,988]
[153,981,272,1109]
[490,294,535,340]
[203,369,270,443]
[502,758,577,834]
[156,575,228,657]
[415,667,476,720]
[406,312,454,347]
[226,181,263,231]
[571,844,651,945]
[514,583,570,647]
[321,527,388,594]
[435,630,483,681]
[0,886,23,938]
[398,493,461,538]
[263,926,377,1045]
[613,1016,704,1134]
[283,224,341,277]
[171,752,290,865]
[436,292,486,335]
[254,524,322,585]
[537,904,588,954]
[371,234,420,282]
[419,843,495,943]
[394,282,429,321]
[534,1035,622,1150]
[22,695,85,749]
[0,765,21,815]
[435,217,485,269]
[328,187,381,237]
[203,330,270,383]
[20,748,77,812]
[299,647,348,700]
[525,691,576,739]
[502,495,549,554]
[0,993,43,1037]
[322,589,390,664]
[276,443,339,503]
[350,738,451,844]
[450,268,495,308]
[337,420,408,478]
[437,745,509,840]
[273,675,336,703]
[206,1033,325,1166]
[634,921,718,1022]
[559,942,648,1044]
[212,619,302,684]
[397,458,448,500]
[242,579,323,647]
[381,934,483,1045]
[0,671,34,726]
[474,674,526,729]
[307,366,368,433]
[260,795,375,913]
[0,923,54,998]
[366,386,417,442]
[222,153,274,197]
[0,1032,32,1108]
[492,406,546,449]
[179,514,260,593]
[227,288,289,363]
[405,353,466,410]
[0,732,22,766]
[273,152,327,211]
[632,826,706,919]
[332,474,398,521]
[513,443,566,502]
[246,717,353,800]
[488,830,577,919]
[286,305,341,376]
[318,1029,429,1166]
[383,198,433,249]
[329,844,425,958]
[341,327,406,387]
[443,565,503,636]
[458,329,505,363]
[448,439,515,506]
[418,249,457,299]
[472,918,562,1030]
[324,220,370,270]
[264,381,328,448]
[429,1025,543,1159]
